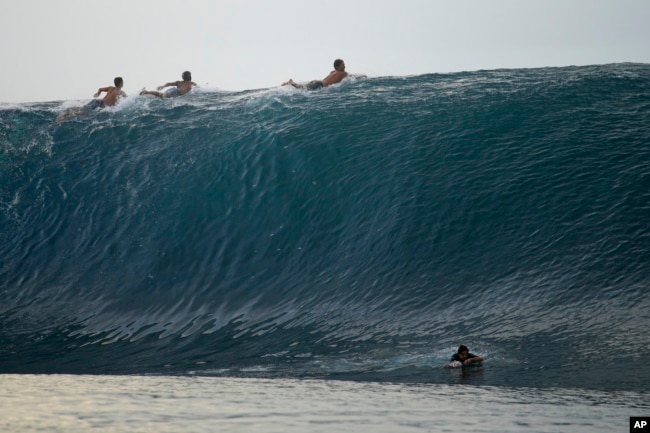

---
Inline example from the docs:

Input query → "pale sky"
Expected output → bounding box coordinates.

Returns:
[2,0,649,103]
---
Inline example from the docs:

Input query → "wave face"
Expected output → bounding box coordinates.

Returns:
[1,64,649,390]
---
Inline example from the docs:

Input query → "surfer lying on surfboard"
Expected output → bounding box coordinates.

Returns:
[140,71,197,98]
[282,59,366,90]
[449,345,483,367]
[56,77,126,122]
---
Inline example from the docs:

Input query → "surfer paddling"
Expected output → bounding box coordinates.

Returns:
[282,59,365,90]
[88,77,127,108]
[450,345,483,366]
[56,77,126,122]
[140,71,197,98]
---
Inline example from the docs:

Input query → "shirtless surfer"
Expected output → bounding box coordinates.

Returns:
[89,77,127,108]
[56,77,126,122]
[282,59,365,90]
[140,71,197,98]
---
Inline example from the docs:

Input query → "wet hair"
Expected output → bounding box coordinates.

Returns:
[457,345,469,354]
[114,77,123,87]
[182,71,192,81]
[333,59,344,69]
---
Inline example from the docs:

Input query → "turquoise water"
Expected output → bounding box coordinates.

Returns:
[1,63,650,431]
[0,375,645,432]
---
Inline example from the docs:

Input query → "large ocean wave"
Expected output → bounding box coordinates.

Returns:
[1,64,649,391]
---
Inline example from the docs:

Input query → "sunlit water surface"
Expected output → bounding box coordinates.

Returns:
[0,375,646,432]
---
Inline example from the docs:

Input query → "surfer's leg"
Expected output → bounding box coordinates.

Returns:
[305,80,324,91]
[55,107,84,122]
[140,89,164,98]
[282,79,304,89]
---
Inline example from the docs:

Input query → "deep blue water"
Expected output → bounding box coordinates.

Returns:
[1,64,649,392]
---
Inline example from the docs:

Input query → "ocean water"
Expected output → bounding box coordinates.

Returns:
[0,374,645,433]
[1,63,650,431]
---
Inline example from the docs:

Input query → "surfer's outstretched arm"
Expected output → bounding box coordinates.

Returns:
[93,86,111,98]
[157,81,180,90]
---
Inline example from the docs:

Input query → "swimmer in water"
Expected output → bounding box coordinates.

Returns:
[282,59,365,90]
[450,345,483,366]
[56,77,126,122]
[140,71,197,98]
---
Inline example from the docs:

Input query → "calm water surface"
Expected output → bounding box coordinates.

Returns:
[0,374,646,432]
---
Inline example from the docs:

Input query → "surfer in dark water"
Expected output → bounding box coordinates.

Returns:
[450,345,483,366]
[282,59,365,90]
[140,71,197,98]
